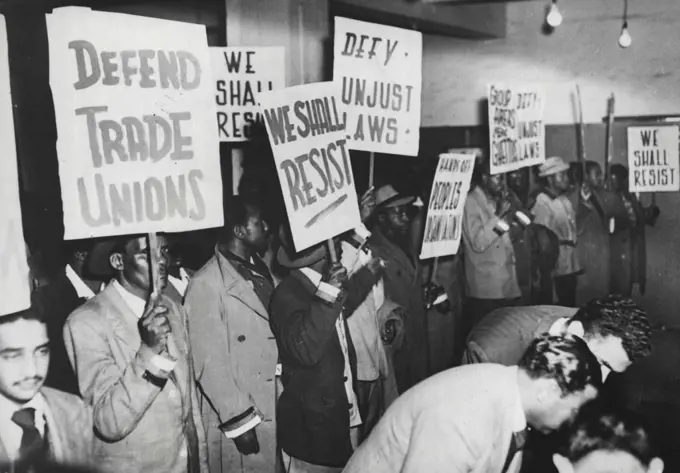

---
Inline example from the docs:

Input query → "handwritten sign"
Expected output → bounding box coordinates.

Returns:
[488,84,546,174]
[627,126,679,192]
[259,82,360,251]
[212,47,285,142]
[420,153,475,259]
[333,17,422,157]
[0,15,31,316]
[46,7,223,239]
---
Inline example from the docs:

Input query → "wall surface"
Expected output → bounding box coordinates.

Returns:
[422,0,680,126]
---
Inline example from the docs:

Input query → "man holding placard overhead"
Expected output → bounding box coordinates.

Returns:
[63,234,207,473]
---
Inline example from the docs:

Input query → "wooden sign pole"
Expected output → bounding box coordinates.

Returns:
[369,152,375,188]
[147,232,163,301]
[327,238,339,264]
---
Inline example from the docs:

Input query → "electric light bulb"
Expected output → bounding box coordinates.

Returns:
[619,24,632,48]
[546,2,563,27]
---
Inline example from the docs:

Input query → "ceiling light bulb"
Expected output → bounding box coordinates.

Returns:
[619,24,632,48]
[546,2,563,27]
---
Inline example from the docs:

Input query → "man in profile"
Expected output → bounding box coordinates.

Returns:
[554,402,664,473]
[343,334,602,473]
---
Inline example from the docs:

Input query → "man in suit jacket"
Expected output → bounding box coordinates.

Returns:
[184,197,278,473]
[63,234,208,473]
[0,308,93,472]
[462,296,652,382]
[343,334,602,473]
[270,231,384,472]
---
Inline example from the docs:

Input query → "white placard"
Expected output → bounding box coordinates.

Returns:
[0,15,31,316]
[212,47,285,142]
[627,126,679,192]
[420,153,475,259]
[47,7,223,239]
[259,82,361,251]
[488,84,546,174]
[333,17,422,157]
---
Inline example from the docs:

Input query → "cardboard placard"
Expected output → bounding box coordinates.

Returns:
[212,47,285,142]
[259,82,360,251]
[47,7,223,239]
[0,15,31,316]
[488,84,546,174]
[333,17,422,157]
[627,126,679,192]
[420,153,475,259]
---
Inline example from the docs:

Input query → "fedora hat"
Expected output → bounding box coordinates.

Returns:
[538,156,570,178]
[276,226,328,269]
[375,185,415,209]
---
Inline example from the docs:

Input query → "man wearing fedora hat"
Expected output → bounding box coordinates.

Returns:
[270,229,384,472]
[63,234,207,473]
[532,156,582,306]
[369,184,429,394]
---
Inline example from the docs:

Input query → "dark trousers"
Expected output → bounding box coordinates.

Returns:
[355,380,384,444]
[554,273,578,307]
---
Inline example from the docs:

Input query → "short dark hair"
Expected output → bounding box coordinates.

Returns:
[0,308,45,327]
[519,334,602,396]
[221,196,261,243]
[585,160,602,175]
[560,401,656,466]
[571,295,652,361]
[610,163,629,182]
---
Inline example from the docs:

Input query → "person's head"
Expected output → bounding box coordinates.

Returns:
[507,167,530,198]
[539,157,571,194]
[585,161,604,189]
[568,295,651,381]
[569,163,584,189]
[471,158,505,199]
[609,164,629,194]
[553,402,663,473]
[519,334,602,434]
[276,225,340,273]
[375,185,415,240]
[0,309,49,405]
[221,196,270,255]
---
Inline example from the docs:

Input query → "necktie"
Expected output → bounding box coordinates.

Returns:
[11,408,47,470]
[501,429,528,473]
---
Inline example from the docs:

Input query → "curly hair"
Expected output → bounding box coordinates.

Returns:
[519,334,602,397]
[560,401,656,466]
[570,295,652,361]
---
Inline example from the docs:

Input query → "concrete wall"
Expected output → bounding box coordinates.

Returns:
[419,0,680,325]
[422,0,680,127]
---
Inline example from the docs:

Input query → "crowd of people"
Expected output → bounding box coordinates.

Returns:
[1,150,665,473]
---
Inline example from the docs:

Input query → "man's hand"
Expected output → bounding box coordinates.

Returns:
[233,428,260,456]
[139,295,171,354]
[327,263,348,289]
[365,256,386,276]
[496,197,512,217]
[359,187,376,223]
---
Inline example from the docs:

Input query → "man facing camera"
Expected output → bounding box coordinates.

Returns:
[0,308,93,472]
[554,402,664,473]
[343,334,602,473]
[63,234,207,473]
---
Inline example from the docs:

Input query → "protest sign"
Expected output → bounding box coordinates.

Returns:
[0,15,31,316]
[259,81,361,251]
[420,153,475,259]
[46,7,223,240]
[488,84,546,174]
[333,17,422,157]
[627,126,679,192]
[212,47,285,142]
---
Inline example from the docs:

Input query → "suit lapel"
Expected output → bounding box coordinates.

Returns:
[99,283,144,354]
[215,249,269,321]
[0,435,8,468]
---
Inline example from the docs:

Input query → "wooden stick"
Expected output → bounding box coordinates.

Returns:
[327,238,338,263]
[147,232,163,300]
[604,94,616,184]
[575,85,587,189]
[368,152,375,188]
[430,256,439,284]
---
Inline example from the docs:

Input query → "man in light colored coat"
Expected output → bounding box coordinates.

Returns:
[63,234,208,473]
[0,308,93,473]
[343,334,602,473]
[184,197,278,473]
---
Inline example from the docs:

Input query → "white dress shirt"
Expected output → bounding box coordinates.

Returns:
[65,264,98,299]
[168,267,190,297]
[0,393,48,461]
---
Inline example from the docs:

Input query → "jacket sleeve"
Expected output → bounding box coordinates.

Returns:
[343,266,380,319]
[531,195,554,231]
[269,282,345,367]
[461,340,490,365]
[63,309,168,442]
[462,195,503,253]
[183,280,259,439]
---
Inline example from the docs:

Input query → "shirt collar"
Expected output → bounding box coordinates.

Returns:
[112,279,147,318]
[549,317,584,338]
[65,264,95,299]
[0,391,47,430]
